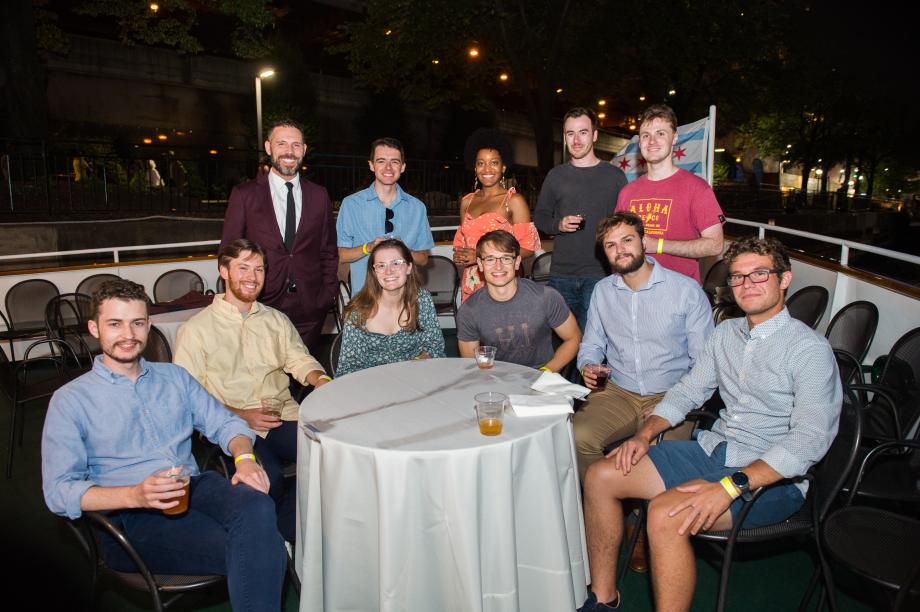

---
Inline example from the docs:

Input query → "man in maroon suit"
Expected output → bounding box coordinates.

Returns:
[221,119,338,352]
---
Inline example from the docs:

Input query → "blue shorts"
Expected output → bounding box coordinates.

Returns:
[646,440,805,529]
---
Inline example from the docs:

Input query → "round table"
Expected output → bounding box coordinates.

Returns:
[295,358,588,612]
[148,307,205,352]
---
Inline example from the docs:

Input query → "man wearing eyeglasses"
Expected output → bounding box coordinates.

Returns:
[456,230,581,372]
[337,137,435,293]
[577,237,841,612]
[174,239,331,543]
[574,212,713,482]
[221,119,338,354]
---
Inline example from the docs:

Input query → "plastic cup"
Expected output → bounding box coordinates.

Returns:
[260,397,283,418]
[157,465,193,515]
[476,345,497,369]
[586,364,613,390]
[475,392,506,436]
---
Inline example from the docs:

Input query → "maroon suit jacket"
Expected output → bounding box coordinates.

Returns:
[221,172,338,350]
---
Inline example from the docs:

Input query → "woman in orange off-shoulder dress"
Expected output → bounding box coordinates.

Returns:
[452,141,540,302]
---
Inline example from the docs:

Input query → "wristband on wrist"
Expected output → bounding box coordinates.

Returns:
[362,242,369,255]
[539,366,552,373]
[719,475,741,499]
[657,238,665,254]
[317,374,332,383]
[234,453,256,465]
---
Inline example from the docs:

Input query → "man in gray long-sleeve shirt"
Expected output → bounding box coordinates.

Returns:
[577,237,842,612]
[534,107,628,330]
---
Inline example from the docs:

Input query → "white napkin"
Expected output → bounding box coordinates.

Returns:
[509,393,574,417]
[530,371,591,400]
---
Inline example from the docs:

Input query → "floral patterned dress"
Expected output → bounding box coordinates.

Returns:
[452,188,541,302]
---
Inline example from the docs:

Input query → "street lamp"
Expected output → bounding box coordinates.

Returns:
[255,68,275,148]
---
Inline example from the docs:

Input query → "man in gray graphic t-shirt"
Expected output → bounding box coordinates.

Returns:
[457,230,581,371]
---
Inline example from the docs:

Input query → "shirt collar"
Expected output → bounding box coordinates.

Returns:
[738,307,791,340]
[268,170,299,192]
[91,354,151,383]
[211,293,263,319]
[611,256,666,292]
[363,183,406,208]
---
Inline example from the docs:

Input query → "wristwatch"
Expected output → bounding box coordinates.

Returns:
[730,471,753,501]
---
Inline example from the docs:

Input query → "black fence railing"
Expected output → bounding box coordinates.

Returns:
[0,140,547,218]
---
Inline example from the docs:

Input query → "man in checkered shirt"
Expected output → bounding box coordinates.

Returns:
[577,237,842,612]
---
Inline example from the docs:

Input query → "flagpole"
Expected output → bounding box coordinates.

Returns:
[706,105,717,186]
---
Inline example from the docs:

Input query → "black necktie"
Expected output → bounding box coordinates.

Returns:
[284,182,295,252]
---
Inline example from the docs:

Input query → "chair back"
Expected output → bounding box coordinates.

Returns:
[5,279,60,331]
[142,325,173,363]
[530,251,552,284]
[75,273,121,297]
[808,387,864,521]
[45,293,98,361]
[419,256,458,314]
[877,326,920,436]
[215,276,225,294]
[329,332,343,377]
[153,270,204,303]
[703,259,734,305]
[786,285,829,329]
[825,300,879,362]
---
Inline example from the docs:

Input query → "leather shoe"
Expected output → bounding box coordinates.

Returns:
[625,523,649,573]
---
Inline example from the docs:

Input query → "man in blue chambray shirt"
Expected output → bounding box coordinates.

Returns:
[574,212,713,480]
[337,137,435,293]
[577,237,842,612]
[42,279,286,612]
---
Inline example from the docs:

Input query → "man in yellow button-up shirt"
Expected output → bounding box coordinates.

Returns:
[174,238,330,542]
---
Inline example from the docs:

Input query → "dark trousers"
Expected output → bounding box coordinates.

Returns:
[254,420,298,542]
[549,276,601,332]
[102,471,286,612]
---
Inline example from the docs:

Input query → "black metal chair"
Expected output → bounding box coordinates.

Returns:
[153,270,205,303]
[215,276,225,294]
[4,338,84,478]
[44,292,98,362]
[622,390,864,612]
[786,285,830,330]
[75,273,121,297]
[850,326,920,444]
[825,300,879,363]
[328,332,343,378]
[702,259,734,306]
[529,251,552,285]
[64,511,225,612]
[0,278,60,360]
[419,255,459,322]
[142,325,173,363]
[820,440,920,611]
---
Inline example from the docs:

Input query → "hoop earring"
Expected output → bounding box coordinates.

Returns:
[472,177,479,191]
[500,174,507,190]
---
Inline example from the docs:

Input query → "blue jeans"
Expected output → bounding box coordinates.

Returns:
[101,471,286,612]
[549,276,601,332]
[253,420,298,542]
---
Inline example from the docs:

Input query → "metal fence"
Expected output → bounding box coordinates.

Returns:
[0,140,547,217]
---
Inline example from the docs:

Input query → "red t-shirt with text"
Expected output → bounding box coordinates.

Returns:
[615,169,724,283]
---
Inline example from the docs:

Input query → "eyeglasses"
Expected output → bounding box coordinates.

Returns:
[372,259,408,272]
[479,255,515,267]
[726,269,780,287]
[385,208,394,234]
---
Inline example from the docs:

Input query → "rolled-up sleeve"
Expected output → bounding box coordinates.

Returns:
[760,340,842,477]
[41,394,95,519]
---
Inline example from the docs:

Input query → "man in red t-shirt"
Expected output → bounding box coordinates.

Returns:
[615,105,724,283]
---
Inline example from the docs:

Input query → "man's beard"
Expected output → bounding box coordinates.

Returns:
[271,154,301,177]
[611,251,646,275]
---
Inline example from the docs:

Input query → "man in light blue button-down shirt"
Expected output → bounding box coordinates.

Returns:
[573,212,713,479]
[337,138,435,293]
[42,279,286,612]
[577,237,842,612]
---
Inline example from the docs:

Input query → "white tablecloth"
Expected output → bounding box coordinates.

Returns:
[295,358,588,612]
[148,307,204,352]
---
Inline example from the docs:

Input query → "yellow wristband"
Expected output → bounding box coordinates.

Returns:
[318,374,332,383]
[539,366,552,373]
[657,238,664,254]
[719,476,740,499]
[362,242,369,255]
[234,453,256,465]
